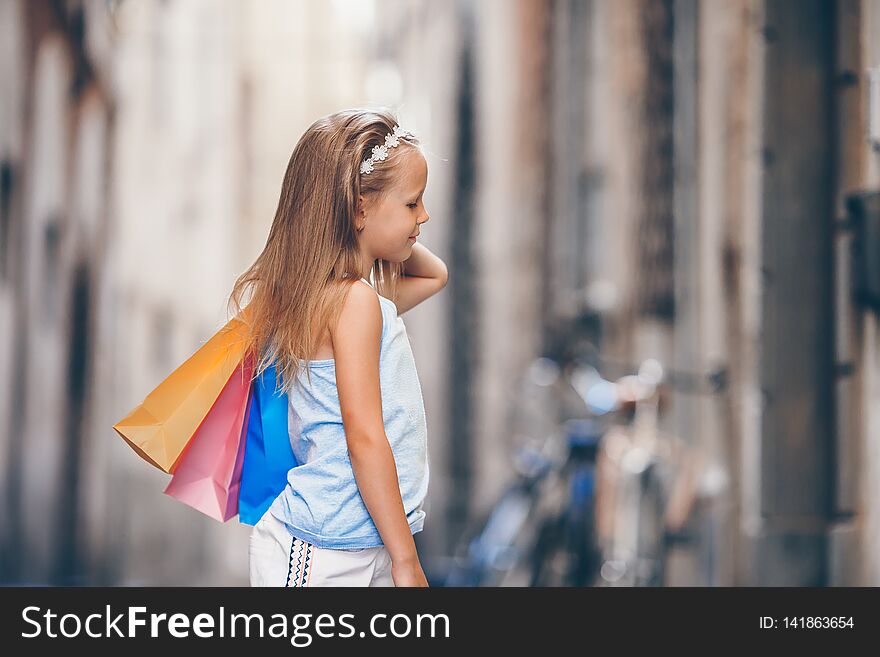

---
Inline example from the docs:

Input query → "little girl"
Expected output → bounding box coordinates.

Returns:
[230,108,446,587]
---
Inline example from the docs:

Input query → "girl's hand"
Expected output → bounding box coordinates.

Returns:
[391,559,429,587]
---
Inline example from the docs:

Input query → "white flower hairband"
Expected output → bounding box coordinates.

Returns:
[360,124,413,175]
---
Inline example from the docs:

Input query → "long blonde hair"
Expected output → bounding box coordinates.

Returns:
[227,108,421,393]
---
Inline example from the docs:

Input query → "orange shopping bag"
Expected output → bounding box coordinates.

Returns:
[112,313,250,473]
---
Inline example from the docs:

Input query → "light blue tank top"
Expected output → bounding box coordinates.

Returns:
[267,278,430,549]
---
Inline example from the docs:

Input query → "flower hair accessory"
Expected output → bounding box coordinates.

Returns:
[360,124,412,175]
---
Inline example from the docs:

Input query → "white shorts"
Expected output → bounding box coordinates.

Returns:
[248,510,394,587]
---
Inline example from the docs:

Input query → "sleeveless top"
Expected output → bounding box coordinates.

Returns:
[266,278,430,549]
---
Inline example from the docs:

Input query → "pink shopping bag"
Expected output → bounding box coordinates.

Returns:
[162,355,254,522]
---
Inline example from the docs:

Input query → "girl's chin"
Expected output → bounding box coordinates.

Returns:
[382,252,411,264]
[378,242,416,262]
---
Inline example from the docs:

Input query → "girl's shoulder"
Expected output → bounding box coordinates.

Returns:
[326,278,382,332]
[339,278,383,314]
[327,281,384,362]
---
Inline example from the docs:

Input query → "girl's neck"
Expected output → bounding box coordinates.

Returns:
[358,253,374,283]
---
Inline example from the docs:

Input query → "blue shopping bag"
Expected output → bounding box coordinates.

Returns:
[238,362,298,526]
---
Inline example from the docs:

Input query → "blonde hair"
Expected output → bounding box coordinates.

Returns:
[227,107,422,393]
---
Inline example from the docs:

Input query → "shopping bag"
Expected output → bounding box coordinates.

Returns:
[162,355,255,522]
[113,314,250,473]
[238,361,299,526]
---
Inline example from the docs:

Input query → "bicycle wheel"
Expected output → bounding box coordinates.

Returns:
[529,491,600,587]
[528,512,568,586]
[568,496,600,586]
[632,466,667,586]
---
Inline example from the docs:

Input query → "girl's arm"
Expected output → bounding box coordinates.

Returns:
[395,242,448,314]
[331,281,428,584]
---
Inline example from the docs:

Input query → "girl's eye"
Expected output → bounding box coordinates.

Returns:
[407,203,418,209]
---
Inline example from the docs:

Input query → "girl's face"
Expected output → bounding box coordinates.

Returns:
[357,148,430,263]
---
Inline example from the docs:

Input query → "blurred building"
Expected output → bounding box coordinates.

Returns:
[0,0,115,585]
[472,0,880,586]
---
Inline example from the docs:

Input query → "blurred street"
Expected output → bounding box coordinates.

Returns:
[1,0,880,586]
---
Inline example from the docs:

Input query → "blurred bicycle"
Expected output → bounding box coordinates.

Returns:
[594,359,727,587]
[442,301,728,587]
[443,352,624,586]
